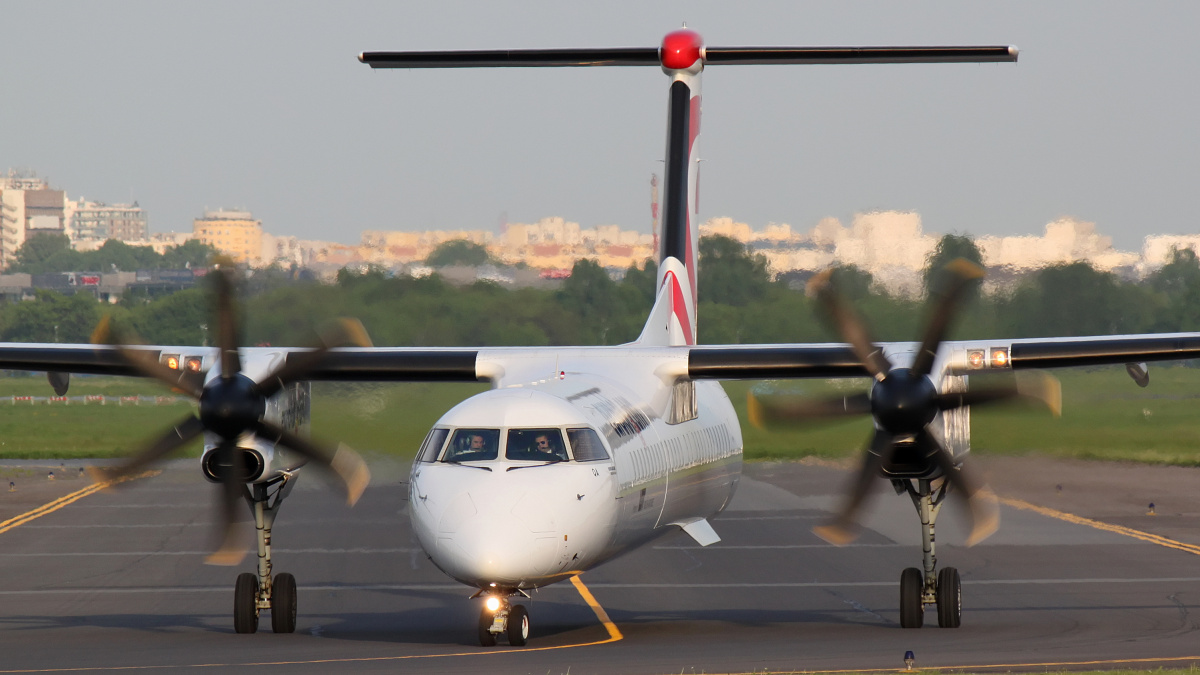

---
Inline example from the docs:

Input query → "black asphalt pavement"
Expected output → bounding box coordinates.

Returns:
[0,457,1199,674]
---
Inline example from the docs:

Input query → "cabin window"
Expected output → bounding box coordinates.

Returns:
[416,427,449,463]
[667,379,697,424]
[567,428,610,462]
[506,428,568,461]
[443,428,500,462]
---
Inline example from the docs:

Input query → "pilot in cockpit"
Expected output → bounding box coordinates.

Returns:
[532,432,568,461]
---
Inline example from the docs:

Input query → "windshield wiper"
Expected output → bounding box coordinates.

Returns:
[443,461,493,472]
[507,459,566,471]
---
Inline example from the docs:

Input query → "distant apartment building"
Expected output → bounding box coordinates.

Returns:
[65,199,148,243]
[0,172,66,269]
[193,209,263,265]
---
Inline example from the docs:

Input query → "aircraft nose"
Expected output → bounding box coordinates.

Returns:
[411,471,571,587]
[432,490,564,586]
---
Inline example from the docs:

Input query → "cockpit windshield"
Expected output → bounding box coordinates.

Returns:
[506,428,569,462]
[442,429,500,462]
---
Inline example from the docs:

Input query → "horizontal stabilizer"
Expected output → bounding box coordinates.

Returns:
[360,45,1017,69]
[704,45,1017,65]
[360,48,659,68]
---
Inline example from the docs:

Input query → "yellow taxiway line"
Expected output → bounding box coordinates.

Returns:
[998,495,1200,556]
[0,471,158,536]
[0,480,621,672]
[0,575,620,672]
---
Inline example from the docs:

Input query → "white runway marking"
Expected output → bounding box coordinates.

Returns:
[655,543,905,550]
[0,547,420,556]
[18,519,399,528]
[3,577,1200,595]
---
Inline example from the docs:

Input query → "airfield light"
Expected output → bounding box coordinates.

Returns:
[967,350,985,369]
[990,348,1009,368]
[185,357,203,372]
[904,651,915,670]
[485,596,501,612]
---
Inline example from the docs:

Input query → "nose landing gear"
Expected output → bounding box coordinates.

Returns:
[475,589,531,647]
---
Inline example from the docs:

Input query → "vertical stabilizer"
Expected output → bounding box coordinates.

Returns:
[643,28,704,347]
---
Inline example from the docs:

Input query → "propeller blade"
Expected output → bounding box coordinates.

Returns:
[924,432,999,547]
[812,430,893,545]
[910,258,985,377]
[256,420,371,506]
[205,444,250,566]
[88,415,206,484]
[91,316,205,398]
[212,269,243,379]
[807,269,891,380]
[934,370,1061,417]
[747,389,871,429]
[255,318,374,400]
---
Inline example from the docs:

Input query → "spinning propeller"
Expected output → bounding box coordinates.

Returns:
[748,259,1061,547]
[91,268,372,565]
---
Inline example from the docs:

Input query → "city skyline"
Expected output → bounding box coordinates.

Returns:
[3,3,1199,251]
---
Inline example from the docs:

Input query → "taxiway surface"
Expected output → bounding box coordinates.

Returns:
[0,456,1199,674]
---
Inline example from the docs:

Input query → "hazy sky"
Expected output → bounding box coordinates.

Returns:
[3,2,1197,250]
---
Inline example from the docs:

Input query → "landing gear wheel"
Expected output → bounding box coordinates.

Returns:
[507,604,530,646]
[899,567,924,629]
[234,572,259,634]
[936,566,961,628]
[478,606,497,647]
[271,572,298,634]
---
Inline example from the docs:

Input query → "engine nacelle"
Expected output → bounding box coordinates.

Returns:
[201,378,311,484]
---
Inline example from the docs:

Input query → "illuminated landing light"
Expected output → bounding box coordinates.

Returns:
[485,596,501,612]
[161,353,180,370]
[185,357,203,372]
[967,350,985,369]
[990,348,1009,368]
[904,650,915,670]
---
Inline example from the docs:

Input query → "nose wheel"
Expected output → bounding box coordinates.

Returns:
[476,590,531,646]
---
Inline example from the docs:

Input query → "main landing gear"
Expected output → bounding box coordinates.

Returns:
[896,477,961,629]
[233,471,300,634]
[475,589,531,647]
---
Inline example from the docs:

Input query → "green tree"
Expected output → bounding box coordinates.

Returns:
[9,233,74,273]
[557,259,620,344]
[1147,246,1200,331]
[129,288,209,345]
[699,235,770,306]
[0,290,101,343]
[825,264,876,302]
[160,239,218,269]
[425,240,491,267]
[923,233,985,302]
[1004,262,1149,337]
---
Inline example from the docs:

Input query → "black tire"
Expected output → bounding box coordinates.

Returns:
[936,566,962,628]
[271,572,298,634]
[507,604,530,647]
[478,606,497,647]
[899,567,924,629]
[234,572,259,634]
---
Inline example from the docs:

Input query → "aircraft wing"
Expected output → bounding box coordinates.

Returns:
[0,332,1196,385]
[684,332,1200,380]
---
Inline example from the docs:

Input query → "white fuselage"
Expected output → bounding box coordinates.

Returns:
[407,363,743,590]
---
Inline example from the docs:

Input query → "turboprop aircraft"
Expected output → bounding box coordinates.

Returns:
[3,28,1200,643]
